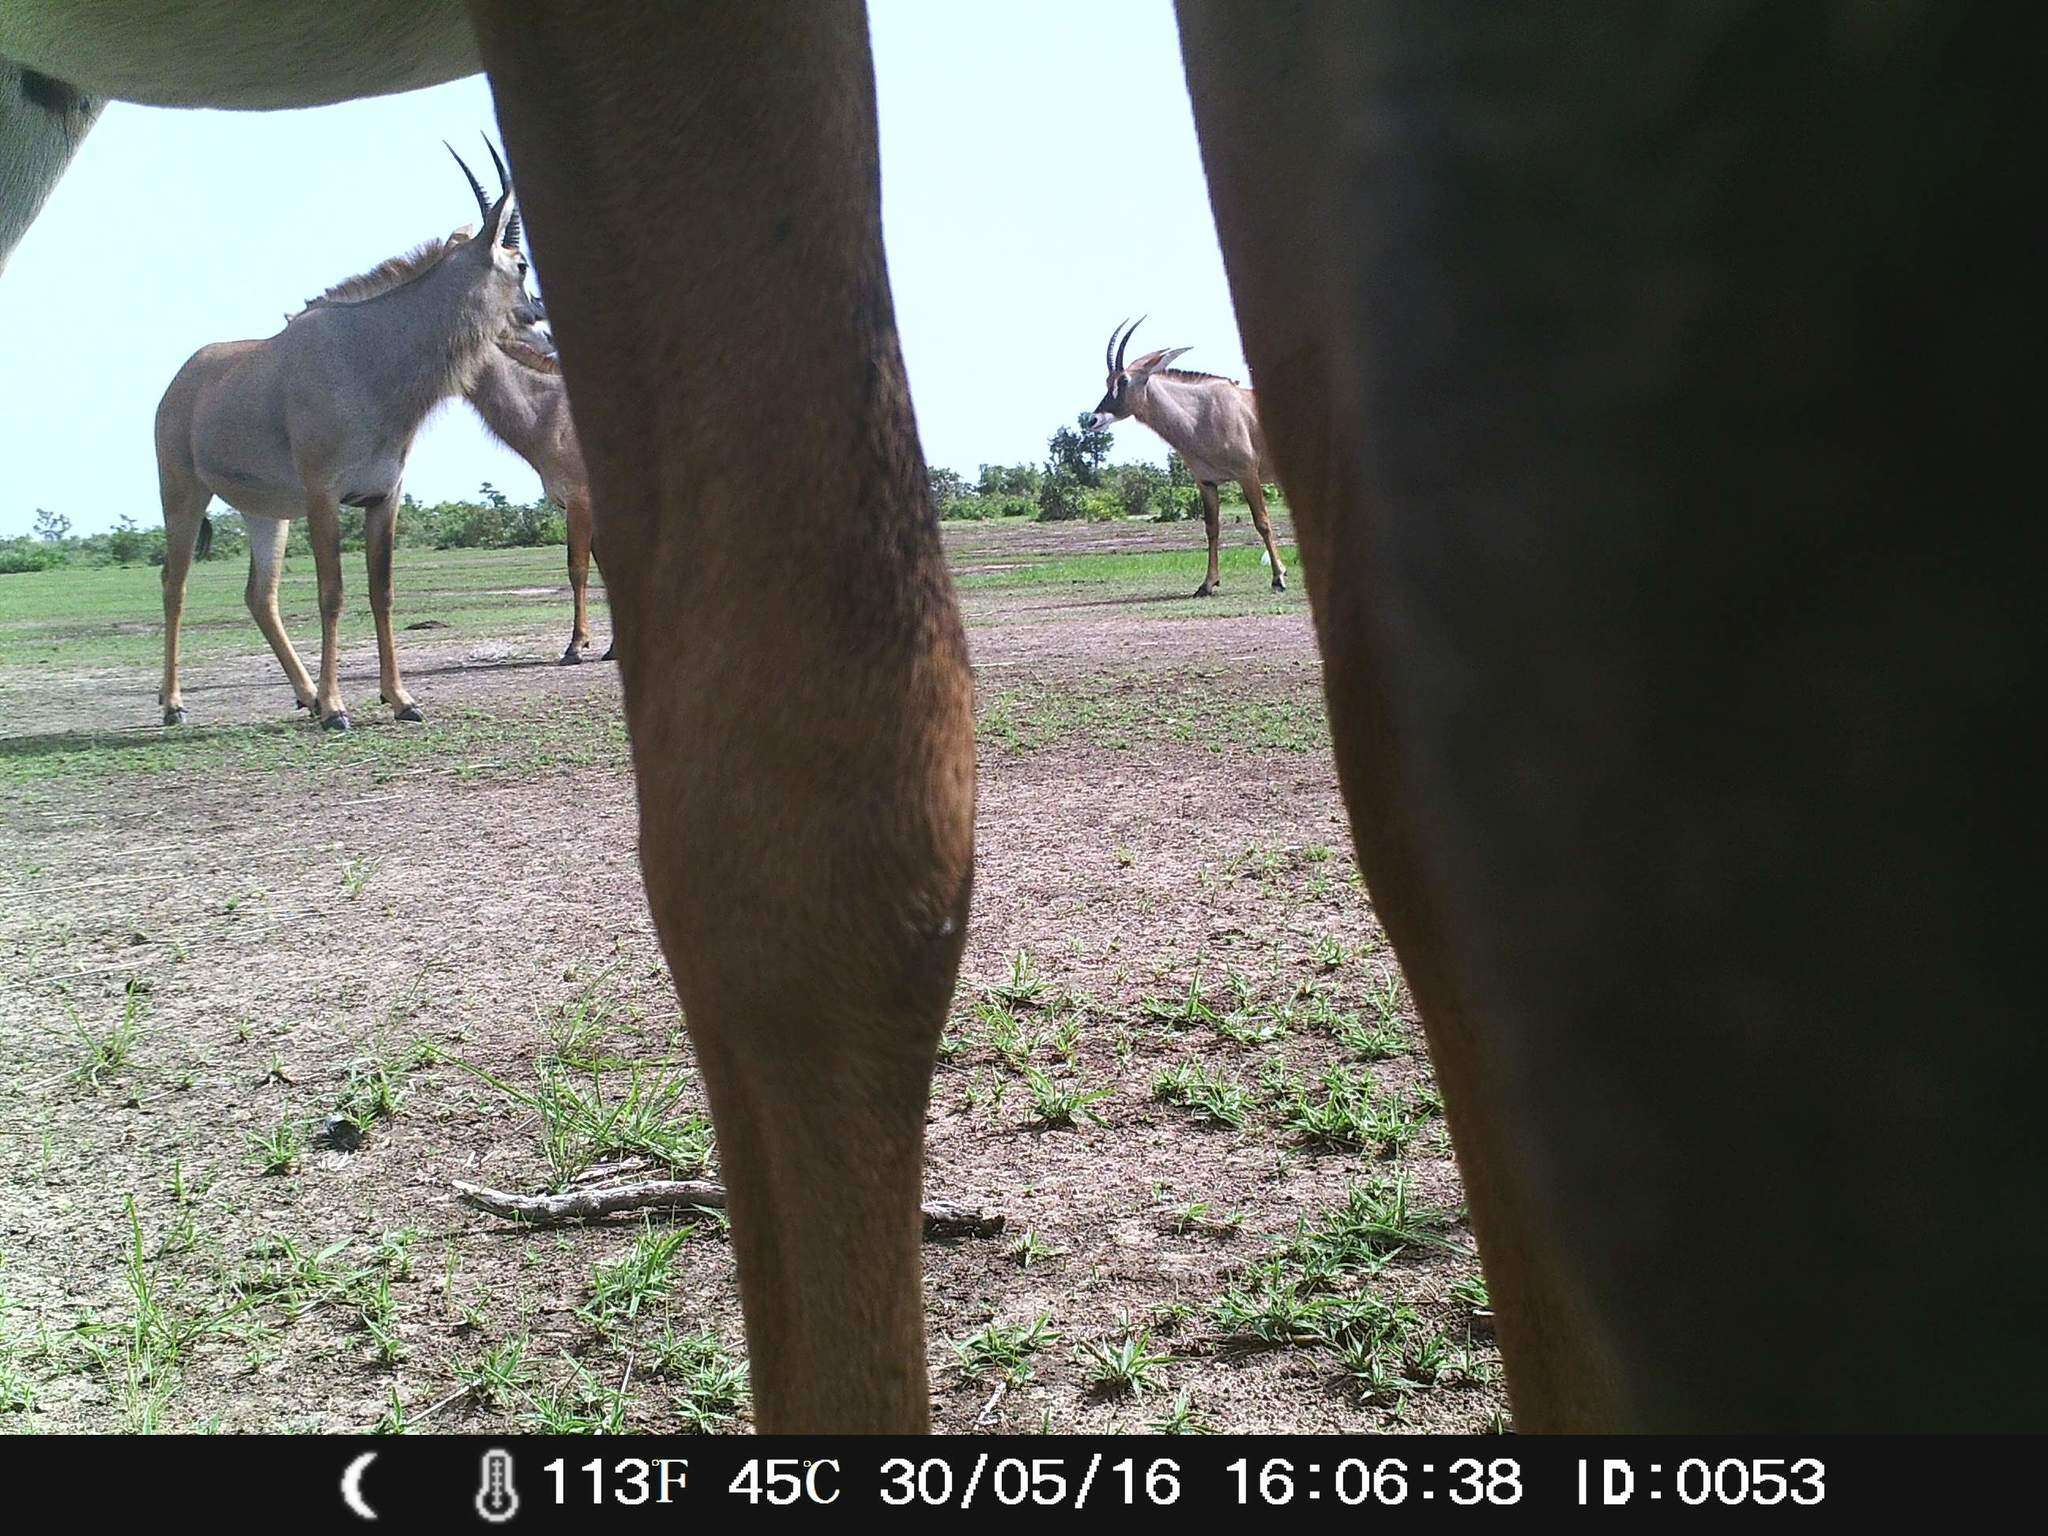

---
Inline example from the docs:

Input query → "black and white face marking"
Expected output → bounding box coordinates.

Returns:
[1090,371,1134,429]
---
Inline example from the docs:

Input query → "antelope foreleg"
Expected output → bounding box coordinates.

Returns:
[562,494,592,663]
[303,494,350,730]
[364,499,421,721]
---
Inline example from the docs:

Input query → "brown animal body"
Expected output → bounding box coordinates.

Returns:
[3,0,2037,1432]
[149,154,540,729]
[466,338,610,664]
[1089,318,1286,596]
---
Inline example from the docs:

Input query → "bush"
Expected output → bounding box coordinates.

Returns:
[976,464,1040,500]
[939,492,1034,522]
[1035,478,1124,523]
[1111,463,1169,520]
[85,515,167,567]
[1081,488,1122,522]
[1034,474,1086,522]
[0,537,66,574]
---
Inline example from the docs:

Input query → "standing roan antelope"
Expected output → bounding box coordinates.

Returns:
[1087,317,1286,597]
[152,142,543,729]
[464,335,610,664]
[3,0,2037,1433]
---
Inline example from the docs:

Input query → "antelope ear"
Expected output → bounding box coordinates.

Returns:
[484,189,521,251]
[1127,346,1192,376]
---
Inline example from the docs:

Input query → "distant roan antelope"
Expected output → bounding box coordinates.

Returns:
[151,145,543,729]
[1088,317,1287,596]
[465,336,609,664]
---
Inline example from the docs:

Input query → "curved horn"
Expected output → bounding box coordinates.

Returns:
[445,142,490,222]
[482,133,511,198]
[1115,314,1146,374]
[1106,318,1130,377]
[480,134,521,249]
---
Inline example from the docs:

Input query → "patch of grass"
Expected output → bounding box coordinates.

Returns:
[455,1335,538,1409]
[954,542,1298,595]
[1272,1063,1429,1156]
[438,1047,712,1189]
[72,1200,260,1431]
[646,1323,749,1432]
[249,1121,304,1176]
[985,950,1050,1010]
[1141,972,1219,1032]
[0,544,607,676]
[1449,1274,1491,1314]
[1074,1320,1171,1399]
[1,692,631,791]
[977,666,1326,757]
[1160,1199,1245,1238]
[953,1314,1059,1385]
[1151,1063,1251,1129]
[1150,1386,1211,1434]
[373,1387,411,1434]
[359,1274,404,1365]
[1210,1178,1465,1366]
[69,981,149,1087]
[1023,1067,1109,1129]
[1332,1015,1407,1060]
[970,1000,1041,1073]
[339,857,379,901]
[1281,1177,1464,1280]
[526,1354,630,1434]
[580,1224,692,1331]
[1009,1231,1057,1269]
[335,1038,425,1132]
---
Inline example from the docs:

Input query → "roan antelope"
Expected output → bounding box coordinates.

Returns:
[1088,317,1287,597]
[151,144,542,729]
[464,335,609,664]
[2,0,2036,1432]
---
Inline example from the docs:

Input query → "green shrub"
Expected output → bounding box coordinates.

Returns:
[941,492,1035,522]
[0,537,67,574]
[1111,464,1169,519]
[1035,474,1086,522]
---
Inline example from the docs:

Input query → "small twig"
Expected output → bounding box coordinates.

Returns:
[411,1384,469,1426]
[453,1177,1005,1240]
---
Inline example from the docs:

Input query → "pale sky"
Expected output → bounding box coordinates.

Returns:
[0,1,1245,537]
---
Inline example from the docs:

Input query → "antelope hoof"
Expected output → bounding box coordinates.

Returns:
[1272,574,1287,592]
[599,644,616,662]
[162,706,187,727]
[559,646,583,666]
[321,710,352,733]
[394,703,424,724]
[1193,582,1217,598]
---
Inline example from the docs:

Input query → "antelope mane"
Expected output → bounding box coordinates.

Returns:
[291,235,465,315]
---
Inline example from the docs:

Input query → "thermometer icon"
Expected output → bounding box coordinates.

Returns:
[476,1448,519,1524]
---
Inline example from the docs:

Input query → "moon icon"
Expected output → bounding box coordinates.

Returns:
[342,1452,378,1521]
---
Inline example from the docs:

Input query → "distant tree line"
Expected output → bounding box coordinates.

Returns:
[5,422,1282,575]
[0,484,568,574]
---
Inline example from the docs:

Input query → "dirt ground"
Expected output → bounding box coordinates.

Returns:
[0,513,1506,1435]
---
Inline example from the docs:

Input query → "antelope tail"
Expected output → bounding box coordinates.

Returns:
[196,516,214,561]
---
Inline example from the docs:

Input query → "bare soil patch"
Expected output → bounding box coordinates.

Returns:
[0,521,1503,1435]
